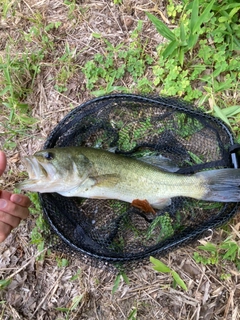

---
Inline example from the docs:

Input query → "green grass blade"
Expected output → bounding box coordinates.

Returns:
[112,274,121,294]
[221,243,238,260]
[190,0,199,33]
[192,0,214,34]
[187,33,199,49]
[0,278,12,290]
[213,104,231,126]
[121,272,130,285]
[220,105,240,117]
[198,243,217,252]
[178,47,185,66]
[146,12,176,41]
[0,86,11,96]
[180,22,186,43]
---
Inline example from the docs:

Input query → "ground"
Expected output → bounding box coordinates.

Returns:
[0,1,239,319]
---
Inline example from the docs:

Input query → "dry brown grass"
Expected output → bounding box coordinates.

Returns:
[0,0,239,319]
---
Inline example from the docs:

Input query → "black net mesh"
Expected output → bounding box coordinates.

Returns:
[39,94,240,266]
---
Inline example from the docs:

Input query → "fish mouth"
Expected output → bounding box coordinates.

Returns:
[16,156,56,191]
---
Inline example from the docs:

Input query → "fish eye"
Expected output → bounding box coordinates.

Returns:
[44,152,54,160]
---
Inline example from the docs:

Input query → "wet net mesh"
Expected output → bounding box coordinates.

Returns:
[39,94,240,267]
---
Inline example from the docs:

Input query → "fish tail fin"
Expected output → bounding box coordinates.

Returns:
[196,169,240,202]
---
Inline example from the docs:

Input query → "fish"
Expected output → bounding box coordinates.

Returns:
[17,146,240,211]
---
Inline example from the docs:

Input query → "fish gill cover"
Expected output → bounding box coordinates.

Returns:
[38,94,240,267]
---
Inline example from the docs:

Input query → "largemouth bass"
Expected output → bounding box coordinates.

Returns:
[17,147,240,209]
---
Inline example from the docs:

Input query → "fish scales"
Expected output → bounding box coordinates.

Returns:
[77,147,207,204]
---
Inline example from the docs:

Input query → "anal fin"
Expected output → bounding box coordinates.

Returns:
[131,199,156,214]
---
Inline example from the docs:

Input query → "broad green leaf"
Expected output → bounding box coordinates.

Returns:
[213,104,231,126]
[162,40,178,59]
[146,12,176,41]
[192,0,214,34]
[171,271,188,291]
[150,256,171,273]
[190,0,199,33]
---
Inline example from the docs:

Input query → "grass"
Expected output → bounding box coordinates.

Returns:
[0,0,240,319]
[193,232,240,271]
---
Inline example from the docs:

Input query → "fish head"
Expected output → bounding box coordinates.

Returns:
[17,147,93,193]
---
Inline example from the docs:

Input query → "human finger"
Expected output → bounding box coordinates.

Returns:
[10,193,31,208]
[0,221,12,243]
[0,211,21,228]
[1,191,31,209]
[0,190,12,200]
[0,151,7,176]
[0,199,29,220]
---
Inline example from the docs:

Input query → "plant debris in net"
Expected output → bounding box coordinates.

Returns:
[38,94,240,266]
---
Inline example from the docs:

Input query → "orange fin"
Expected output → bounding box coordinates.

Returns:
[131,199,156,215]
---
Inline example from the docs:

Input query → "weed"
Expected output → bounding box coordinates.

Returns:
[0,278,12,291]
[56,258,69,268]
[26,192,49,261]
[113,0,122,4]
[56,294,83,319]
[112,272,130,294]
[64,0,77,19]
[193,235,240,270]
[81,0,239,123]
[147,0,215,66]
[54,42,78,93]
[1,0,17,18]
[70,269,81,282]
[146,213,174,242]
[150,256,188,290]
[117,117,154,151]
[128,307,137,320]
[147,0,239,107]
[82,21,153,95]
[0,47,43,148]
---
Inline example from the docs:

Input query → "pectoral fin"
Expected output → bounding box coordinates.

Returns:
[93,174,120,187]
